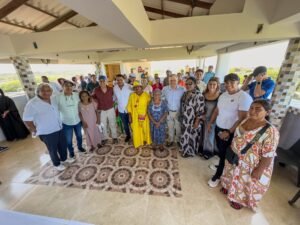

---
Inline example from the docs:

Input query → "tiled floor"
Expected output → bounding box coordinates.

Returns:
[0,137,299,225]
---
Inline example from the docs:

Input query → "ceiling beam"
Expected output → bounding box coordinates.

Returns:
[144,6,185,18]
[38,10,78,32]
[59,0,150,47]
[167,0,213,9]
[24,3,80,28]
[0,0,29,20]
[0,20,36,31]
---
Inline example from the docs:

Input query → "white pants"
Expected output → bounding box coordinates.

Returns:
[167,111,181,142]
[100,107,117,140]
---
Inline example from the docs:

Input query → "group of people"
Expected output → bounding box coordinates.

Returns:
[0,64,279,212]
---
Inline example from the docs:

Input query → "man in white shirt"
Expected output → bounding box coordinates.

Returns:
[162,74,185,147]
[41,76,62,95]
[128,69,136,85]
[195,69,206,93]
[23,83,68,171]
[56,80,86,161]
[114,74,132,142]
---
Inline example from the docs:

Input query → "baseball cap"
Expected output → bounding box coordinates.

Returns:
[224,73,240,82]
[252,66,267,77]
[63,80,75,86]
[98,75,107,80]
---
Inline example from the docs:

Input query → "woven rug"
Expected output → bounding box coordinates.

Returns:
[25,143,182,198]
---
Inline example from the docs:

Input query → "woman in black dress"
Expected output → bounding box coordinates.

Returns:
[179,77,205,157]
[0,89,29,141]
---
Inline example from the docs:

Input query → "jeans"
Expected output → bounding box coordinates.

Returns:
[119,112,131,138]
[203,120,216,157]
[212,126,234,181]
[62,122,83,157]
[39,129,67,166]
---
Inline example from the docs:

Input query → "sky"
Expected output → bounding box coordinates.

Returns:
[0,40,289,75]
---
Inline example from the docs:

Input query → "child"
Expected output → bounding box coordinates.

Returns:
[79,90,102,152]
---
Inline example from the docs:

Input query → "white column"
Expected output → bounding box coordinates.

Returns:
[215,53,231,83]
[120,62,126,75]
[196,57,205,69]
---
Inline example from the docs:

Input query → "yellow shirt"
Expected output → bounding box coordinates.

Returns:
[127,92,152,148]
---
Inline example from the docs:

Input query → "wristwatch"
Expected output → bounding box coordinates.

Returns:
[257,82,262,85]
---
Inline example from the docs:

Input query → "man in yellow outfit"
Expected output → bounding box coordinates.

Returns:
[127,81,152,149]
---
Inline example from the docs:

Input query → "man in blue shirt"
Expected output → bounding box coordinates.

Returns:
[242,66,275,100]
[203,65,215,84]
[162,74,185,147]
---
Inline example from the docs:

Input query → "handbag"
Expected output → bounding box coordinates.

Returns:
[225,123,271,166]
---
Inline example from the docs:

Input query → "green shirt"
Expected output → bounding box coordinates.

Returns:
[87,81,99,94]
[56,92,81,125]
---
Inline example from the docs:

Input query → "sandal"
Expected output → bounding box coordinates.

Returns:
[152,145,158,150]
[230,201,243,210]
[220,187,228,195]
[181,153,193,158]
[89,147,95,153]
[97,143,103,148]
[203,154,210,160]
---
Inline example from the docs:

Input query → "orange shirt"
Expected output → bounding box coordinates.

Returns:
[178,80,186,88]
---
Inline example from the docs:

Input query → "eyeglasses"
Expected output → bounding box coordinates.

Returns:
[186,82,193,86]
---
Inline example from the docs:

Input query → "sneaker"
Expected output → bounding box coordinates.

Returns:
[113,138,118,144]
[78,148,87,154]
[208,178,220,188]
[124,136,131,142]
[55,164,66,171]
[67,157,76,164]
[209,164,218,171]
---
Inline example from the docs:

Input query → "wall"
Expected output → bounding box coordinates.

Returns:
[122,62,152,80]
[0,34,15,58]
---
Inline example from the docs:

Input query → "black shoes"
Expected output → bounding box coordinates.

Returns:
[124,136,131,142]
[78,147,87,154]
[113,138,118,144]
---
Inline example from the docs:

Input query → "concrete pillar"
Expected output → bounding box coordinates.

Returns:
[11,56,37,99]
[196,57,205,69]
[95,62,101,76]
[120,62,126,75]
[270,38,300,128]
[215,53,231,83]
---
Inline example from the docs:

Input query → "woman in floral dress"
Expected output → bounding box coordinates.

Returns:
[221,99,279,211]
[148,90,168,151]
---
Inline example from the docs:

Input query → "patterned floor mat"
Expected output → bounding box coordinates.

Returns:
[25,143,182,198]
